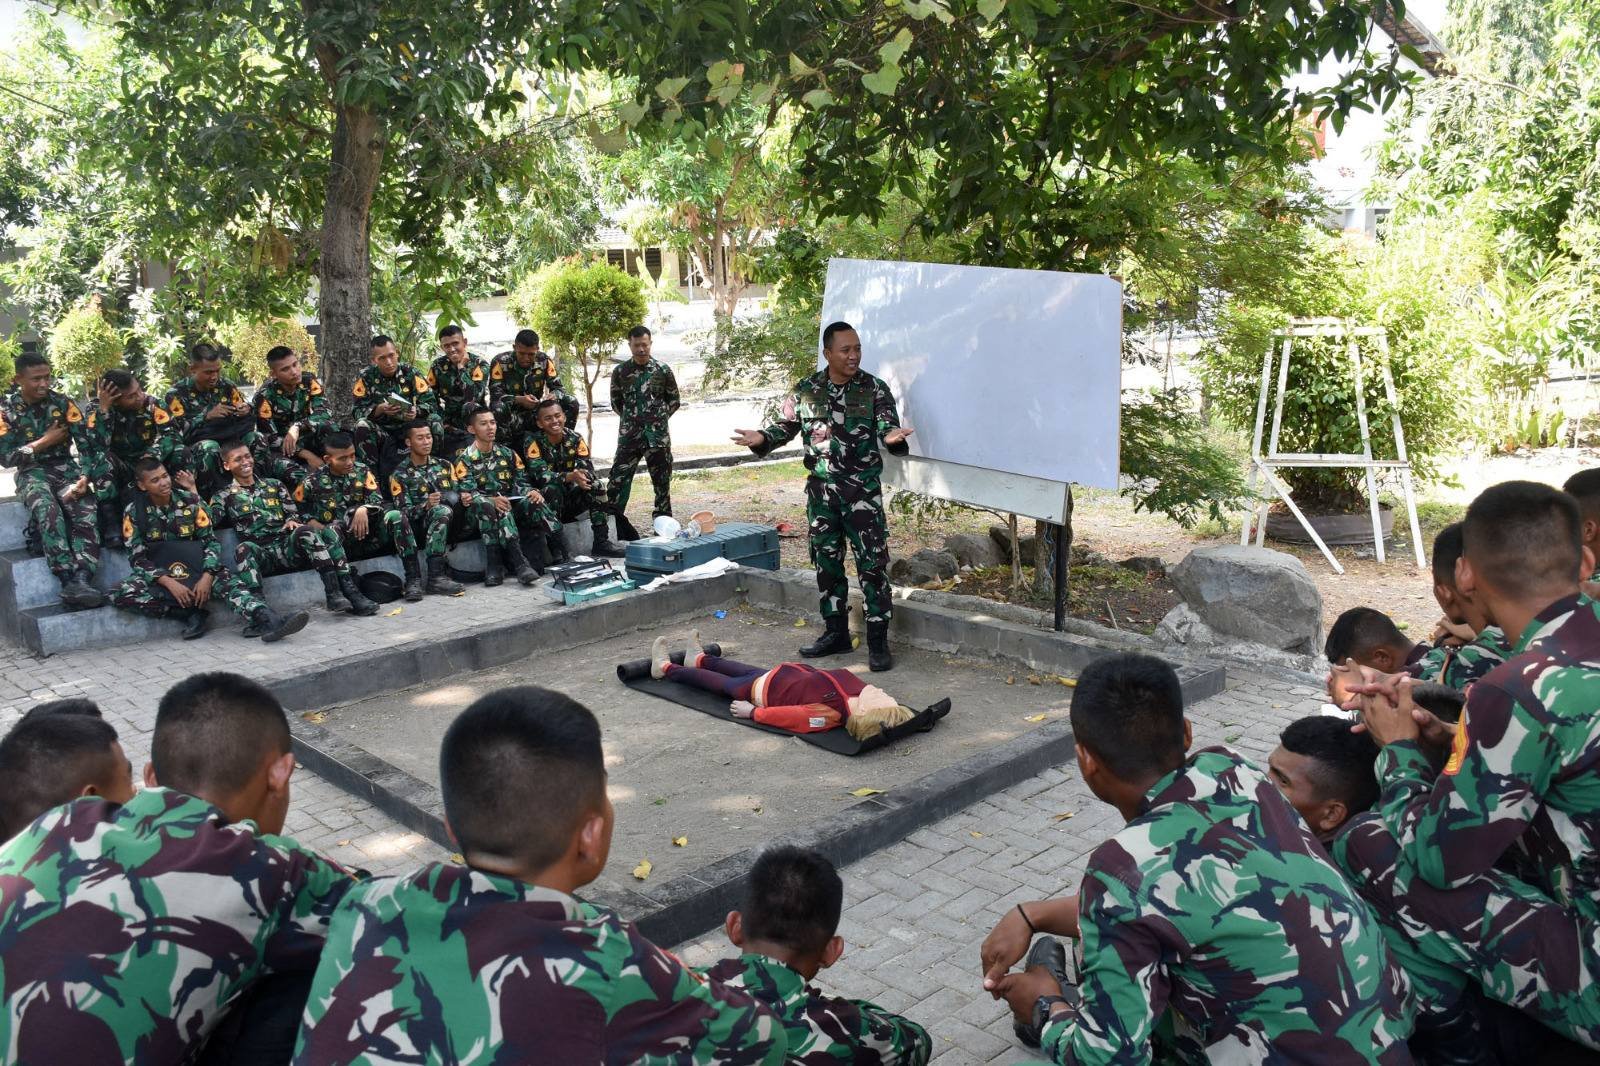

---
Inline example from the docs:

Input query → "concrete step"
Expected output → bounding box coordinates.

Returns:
[0,498,26,553]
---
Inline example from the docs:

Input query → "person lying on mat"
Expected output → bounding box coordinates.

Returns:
[649,631,914,740]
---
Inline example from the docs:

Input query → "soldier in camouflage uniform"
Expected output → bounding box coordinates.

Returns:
[608,324,680,521]
[81,368,183,547]
[698,846,931,1065]
[1273,715,1600,1055]
[294,685,784,1065]
[455,405,564,585]
[297,431,428,603]
[163,342,260,496]
[0,353,103,607]
[352,334,443,475]
[427,324,489,455]
[213,439,379,618]
[252,345,336,487]
[526,398,626,557]
[1356,482,1600,934]
[984,653,1413,1064]
[1561,469,1600,585]
[733,322,912,672]
[114,457,309,641]
[1403,522,1512,694]
[386,420,466,596]
[490,327,577,449]
[0,671,356,1063]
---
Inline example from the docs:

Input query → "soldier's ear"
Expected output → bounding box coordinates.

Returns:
[1181,717,1193,754]
[1317,799,1349,835]
[1584,545,1596,582]
[725,910,744,947]
[266,751,295,797]
[143,762,158,788]
[819,934,845,970]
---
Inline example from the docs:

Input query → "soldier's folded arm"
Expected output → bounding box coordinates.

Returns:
[1377,680,1551,891]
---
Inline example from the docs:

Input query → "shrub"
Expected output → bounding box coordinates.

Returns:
[530,261,647,442]
[216,316,319,386]
[0,335,17,392]
[46,298,123,396]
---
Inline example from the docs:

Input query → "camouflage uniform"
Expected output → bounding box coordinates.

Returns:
[489,348,575,446]
[253,370,336,484]
[1329,811,1600,1050]
[1039,747,1413,1065]
[295,462,419,562]
[698,952,930,1065]
[1408,625,1511,692]
[163,375,260,489]
[113,489,266,618]
[525,429,615,541]
[1378,592,1600,928]
[426,352,491,431]
[0,387,100,581]
[213,476,352,592]
[82,394,183,521]
[292,862,785,1065]
[0,786,353,1062]
[351,364,443,472]
[750,370,909,624]
[609,356,680,518]
[387,457,459,559]
[454,441,561,545]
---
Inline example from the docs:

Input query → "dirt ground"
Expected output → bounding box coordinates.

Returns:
[318,605,1075,908]
[646,446,1600,643]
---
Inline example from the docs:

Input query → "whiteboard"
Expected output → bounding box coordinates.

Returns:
[819,258,1122,490]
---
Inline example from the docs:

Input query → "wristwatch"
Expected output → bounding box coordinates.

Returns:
[18,445,34,458]
[1032,994,1072,1035]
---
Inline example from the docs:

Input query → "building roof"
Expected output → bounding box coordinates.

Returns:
[1377,9,1448,77]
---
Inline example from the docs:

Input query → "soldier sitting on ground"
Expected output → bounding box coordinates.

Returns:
[0,699,135,841]
[526,397,628,558]
[114,457,310,642]
[980,651,1413,1063]
[297,431,433,603]
[1325,606,1428,676]
[386,419,465,596]
[212,439,379,618]
[162,342,258,497]
[697,844,932,1065]
[0,351,103,608]
[1272,714,1600,1060]
[454,404,565,585]
[1561,468,1600,585]
[293,685,786,1064]
[1405,522,1511,691]
[83,368,182,547]
[0,672,357,1063]
[252,345,335,486]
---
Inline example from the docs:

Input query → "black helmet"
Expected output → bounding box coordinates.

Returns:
[357,569,405,604]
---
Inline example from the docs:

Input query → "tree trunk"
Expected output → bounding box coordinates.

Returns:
[1033,486,1074,597]
[318,103,385,422]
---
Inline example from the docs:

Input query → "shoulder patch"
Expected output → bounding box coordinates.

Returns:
[153,406,171,425]
[1443,718,1470,776]
[525,441,541,460]
[168,396,185,418]
[453,461,468,481]
[310,378,323,396]
[122,514,134,540]
[294,483,306,502]
[259,399,273,418]
[415,374,430,393]
[491,362,504,380]
[86,411,97,429]
[513,453,525,470]
[471,366,484,382]
[365,471,378,491]
[195,505,211,529]
[426,371,437,388]
[577,438,589,457]
[352,379,367,398]
[65,401,82,423]
[389,476,403,498]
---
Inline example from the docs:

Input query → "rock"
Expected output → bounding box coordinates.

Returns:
[944,532,1003,570]
[987,523,1041,565]
[889,548,959,586]
[1167,545,1322,655]
[1119,555,1166,575]
[1153,603,1323,674]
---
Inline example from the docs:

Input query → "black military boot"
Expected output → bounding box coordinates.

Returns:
[401,554,425,602]
[97,498,124,548]
[339,573,380,616]
[59,572,105,610]
[426,555,464,596]
[321,570,352,613]
[546,532,570,566]
[483,545,506,587]
[1410,993,1492,1065]
[251,606,310,643]
[180,607,210,640]
[591,531,627,558]
[867,619,894,672]
[799,615,853,658]
[521,532,549,575]
[504,539,538,586]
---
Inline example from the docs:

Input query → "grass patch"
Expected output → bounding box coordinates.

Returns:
[678,460,807,492]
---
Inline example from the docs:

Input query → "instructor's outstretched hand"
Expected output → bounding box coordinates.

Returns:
[884,427,914,446]
[731,429,764,448]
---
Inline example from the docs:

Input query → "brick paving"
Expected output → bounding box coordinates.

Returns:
[0,575,1324,1062]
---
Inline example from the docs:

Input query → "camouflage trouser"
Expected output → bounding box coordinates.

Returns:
[547,480,613,534]
[469,497,560,546]
[18,467,100,580]
[403,503,454,558]
[113,566,264,618]
[806,475,891,623]
[233,528,347,595]
[333,508,418,561]
[609,432,673,517]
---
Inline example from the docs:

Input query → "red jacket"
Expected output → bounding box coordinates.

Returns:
[752,663,864,732]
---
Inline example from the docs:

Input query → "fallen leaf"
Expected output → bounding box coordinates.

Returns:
[633,859,653,880]
[752,806,763,813]
[1027,674,1042,685]
[794,618,807,627]
[672,836,688,847]
[301,711,328,724]
[1060,677,1077,688]
[1024,713,1048,723]
[969,830,984,838]
[386,607,403,617]
[336,839,351,847]
[651,797,667,806]
[1005,675,1016,685]
[1051,812,1075,822]
[449,852,465,863]
[851,636,861,649]
[850,787,885,797]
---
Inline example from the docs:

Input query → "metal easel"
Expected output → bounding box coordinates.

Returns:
[1241,319,1425,575]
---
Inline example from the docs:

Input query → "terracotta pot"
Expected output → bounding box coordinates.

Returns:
[1265,505,1394,546]
[689,510,717,534]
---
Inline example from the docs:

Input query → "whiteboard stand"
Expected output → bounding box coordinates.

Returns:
[1240,320,1425,575]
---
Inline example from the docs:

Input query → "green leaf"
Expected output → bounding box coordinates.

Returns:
[801,87,835,109]
[789,53,818,77]
[878,28,913,66]
[617,100,648,126]
[976,0,1005,21]
[655,76,691,102]
[861,63,903,95]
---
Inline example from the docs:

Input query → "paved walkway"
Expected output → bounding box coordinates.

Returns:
[0,588,1324,1062]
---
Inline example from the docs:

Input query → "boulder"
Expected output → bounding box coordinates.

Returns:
[1153,603,1322,674]
[1119,555,1166,575]
[987,523,1038,565]
[944,532,1004,570]
[1167,545,1322,655]
[889,548,959,586]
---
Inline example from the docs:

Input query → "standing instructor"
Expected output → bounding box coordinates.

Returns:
[732,321,913,672]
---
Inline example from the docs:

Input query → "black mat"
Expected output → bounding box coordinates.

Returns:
[616,645,951,756]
